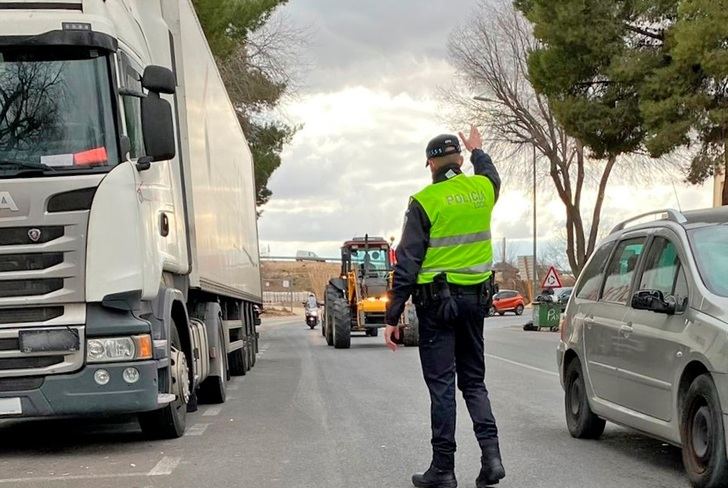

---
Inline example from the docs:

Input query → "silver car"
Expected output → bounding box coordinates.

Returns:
[558,208,728,488]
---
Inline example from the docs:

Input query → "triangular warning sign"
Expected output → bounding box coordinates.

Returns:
[541,266,563,289]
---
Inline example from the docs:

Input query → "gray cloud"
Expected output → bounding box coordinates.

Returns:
[259,0,715,259]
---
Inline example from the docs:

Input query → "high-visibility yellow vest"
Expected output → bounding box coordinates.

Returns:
[413,172,495,286]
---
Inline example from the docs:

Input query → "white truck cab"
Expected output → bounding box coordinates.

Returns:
[0,0,262,438]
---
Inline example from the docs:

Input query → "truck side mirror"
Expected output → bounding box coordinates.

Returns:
[142,66,176,95]
[141,93,176,163]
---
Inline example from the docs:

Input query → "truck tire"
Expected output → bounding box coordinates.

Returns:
[229,344,248,376]
[333,297,351,349]
[139,326,189,439]
[199,322,228,405]
[248,339,256,369]
[366,328,379,337]
[403,307,420,347]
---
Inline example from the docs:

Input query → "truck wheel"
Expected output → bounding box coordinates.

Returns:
[229,345,248,376]
[333,297,351,349]
[515,304,524,316]
[366,328,379,337]
[403,308,419,347]
[564,358,605,439]
[200,316,228,405]
[248,338,256,369]
[139,326,189,439]
[681,374,728,488]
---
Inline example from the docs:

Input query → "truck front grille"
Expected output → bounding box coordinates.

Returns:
[0,253,64,273]
[0,307,64,325]
[0,356,64,371]
[0,279,64,298]
[0,377,44,392]
[0,226,64,246]
[0,326,84,378]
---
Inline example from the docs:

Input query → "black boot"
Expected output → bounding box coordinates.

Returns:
[412,464,457,488]
[476,443,505,487]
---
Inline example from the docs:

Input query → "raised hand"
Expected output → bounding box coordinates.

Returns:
[459,125,483,152]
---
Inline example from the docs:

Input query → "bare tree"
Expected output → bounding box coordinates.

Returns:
[446,1,637,275]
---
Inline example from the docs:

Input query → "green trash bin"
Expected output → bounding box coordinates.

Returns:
[532,301,561,331]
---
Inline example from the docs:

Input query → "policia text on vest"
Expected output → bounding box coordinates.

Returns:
[384,127,506,488]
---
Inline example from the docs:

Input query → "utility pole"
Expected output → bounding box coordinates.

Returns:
[532,143,538,301]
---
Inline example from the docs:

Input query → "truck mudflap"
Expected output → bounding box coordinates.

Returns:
[0,360,159,418]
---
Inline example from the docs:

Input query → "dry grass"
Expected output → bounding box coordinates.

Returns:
[262,261,340,299]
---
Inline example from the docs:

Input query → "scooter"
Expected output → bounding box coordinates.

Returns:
[305,307,319,329]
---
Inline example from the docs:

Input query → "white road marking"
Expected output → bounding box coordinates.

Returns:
[0,473,143,484]
[148,456,181,476]
[486,354,559,378]
[186,423,210,436]
[202,406,222,417]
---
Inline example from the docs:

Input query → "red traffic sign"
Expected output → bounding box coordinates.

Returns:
[541,266,563,289]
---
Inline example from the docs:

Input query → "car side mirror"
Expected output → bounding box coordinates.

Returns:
[631,290,676,315]
[142,66,176,95]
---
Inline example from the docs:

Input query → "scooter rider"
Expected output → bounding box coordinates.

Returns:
[384,126,504,488]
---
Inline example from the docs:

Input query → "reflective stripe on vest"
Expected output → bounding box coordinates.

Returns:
[413,173,495,286]
[429,230,492,248]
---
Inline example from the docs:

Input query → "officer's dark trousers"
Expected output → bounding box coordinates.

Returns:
[416,294,499,470]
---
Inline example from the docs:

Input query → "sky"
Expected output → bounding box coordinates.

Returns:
[257,0,715,264]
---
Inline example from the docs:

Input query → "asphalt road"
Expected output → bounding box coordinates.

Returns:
[0,313,689,488]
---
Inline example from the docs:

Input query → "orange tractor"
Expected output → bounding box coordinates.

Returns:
[323,236,418,349]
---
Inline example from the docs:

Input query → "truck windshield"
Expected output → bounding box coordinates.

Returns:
[690,224,728,297]
[0,47,118,178]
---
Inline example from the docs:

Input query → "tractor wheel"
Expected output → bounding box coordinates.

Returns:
[403,307,420,347]
[324,286,337,344]
[333,297,351,349]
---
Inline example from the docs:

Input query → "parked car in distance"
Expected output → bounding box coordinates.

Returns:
[491,290,525,316]
[558,208,728,488]
[295,250,326,262]
[554,287,573,312]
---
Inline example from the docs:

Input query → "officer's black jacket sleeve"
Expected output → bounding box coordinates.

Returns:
[386,199,430,325]
[471,149,501,201]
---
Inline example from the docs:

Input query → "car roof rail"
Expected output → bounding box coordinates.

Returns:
[610,209,687,234]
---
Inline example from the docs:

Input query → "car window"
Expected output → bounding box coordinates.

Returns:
[576,242,616,301]
[601,238,646,304]
[639,237,689,313]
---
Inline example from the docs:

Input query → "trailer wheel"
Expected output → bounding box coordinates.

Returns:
[199,322,228,404]
[333,297,351,349]
[139,325,189,439]
[403,307,420,347]
[248,338,256,368]
[229,344,248,376]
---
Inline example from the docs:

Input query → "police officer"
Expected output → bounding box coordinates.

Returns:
[384,126,504,488]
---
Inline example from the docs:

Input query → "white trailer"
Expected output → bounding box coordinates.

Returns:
[0,0,262,438]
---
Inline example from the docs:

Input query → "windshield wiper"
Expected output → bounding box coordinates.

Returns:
[0,159,55,172]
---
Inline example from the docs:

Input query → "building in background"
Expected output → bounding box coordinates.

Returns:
[716,173,725,207]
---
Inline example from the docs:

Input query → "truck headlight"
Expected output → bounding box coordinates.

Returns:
[87,335,153,363]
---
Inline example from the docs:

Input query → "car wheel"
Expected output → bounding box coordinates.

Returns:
[498,311,505,316]
[681,374,728,488]
[515,304,524,316]
[564,358,606,439]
